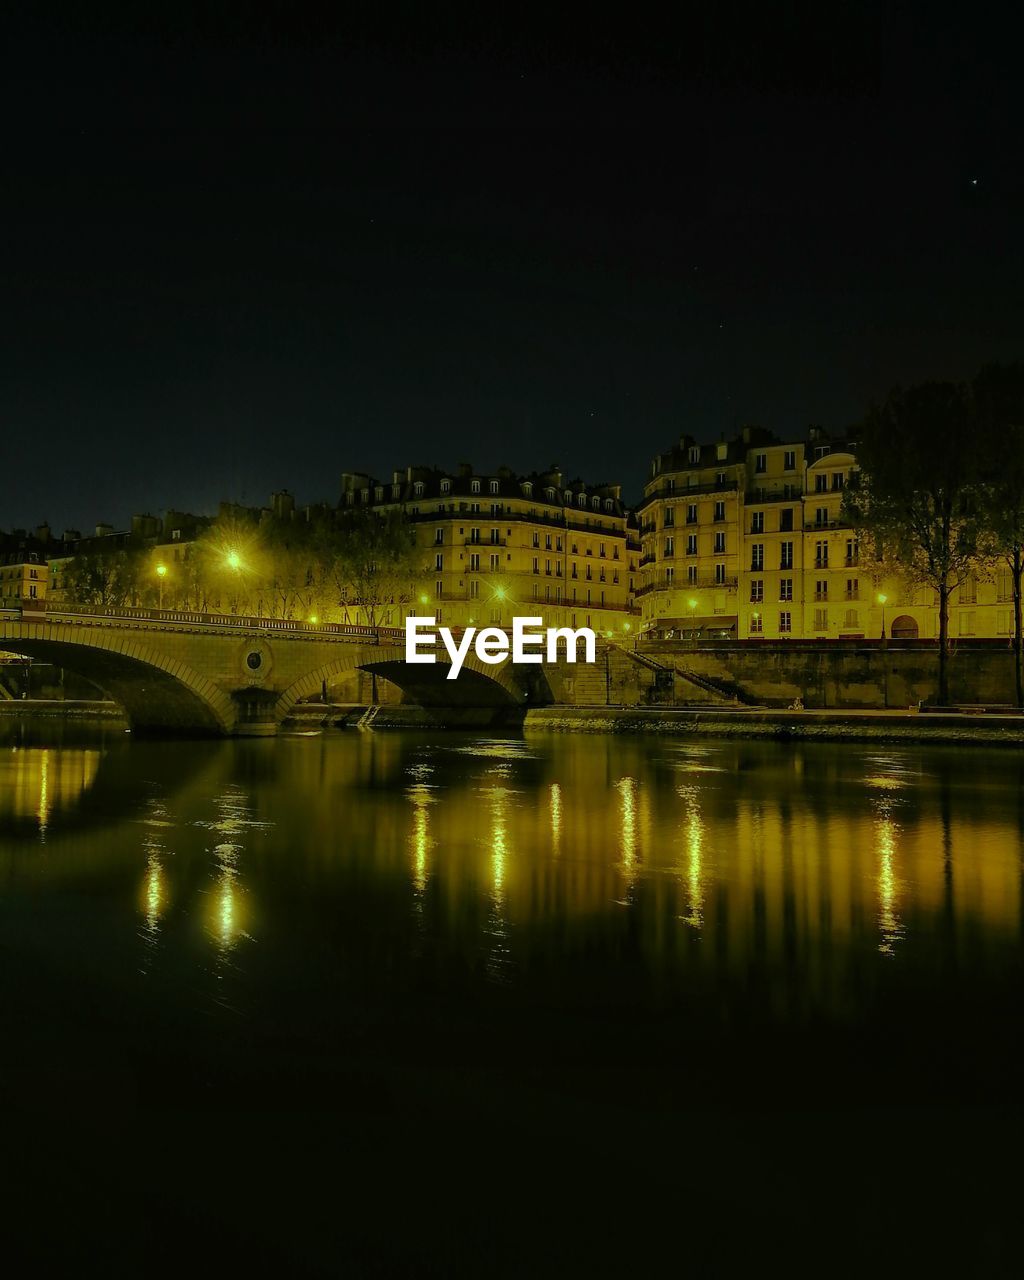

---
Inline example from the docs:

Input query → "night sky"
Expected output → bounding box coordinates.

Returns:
[4,6,1022,532]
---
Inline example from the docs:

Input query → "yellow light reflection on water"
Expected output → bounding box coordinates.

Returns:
[550,782,562,856]
[677,783,705,929]
[407,782,434,893]
[616,776,638,880]
[876,810,903,955]
[37,749,49,838]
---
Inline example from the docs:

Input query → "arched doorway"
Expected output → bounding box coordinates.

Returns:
[890,615,919,640]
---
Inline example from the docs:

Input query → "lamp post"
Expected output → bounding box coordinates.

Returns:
[688,597,698,647]
[878,592,888,647]
[155,563,167,611]
[877,592,889,707]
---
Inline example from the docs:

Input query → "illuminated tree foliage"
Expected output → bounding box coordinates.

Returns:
[844,380,980,705]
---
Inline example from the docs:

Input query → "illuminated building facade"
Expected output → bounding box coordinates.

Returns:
[340,464,640,634]
[638,426,1015,641]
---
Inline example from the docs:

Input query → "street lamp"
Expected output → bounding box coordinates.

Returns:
[225,550,242,572]
[877,592,888,646]
[155,563,167,610]
[688,597,698,646]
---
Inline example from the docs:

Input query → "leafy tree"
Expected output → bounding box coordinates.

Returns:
[333,508,425,628]
[844,380,980,704]
[974,363,1024,706]
[59,546,145,609]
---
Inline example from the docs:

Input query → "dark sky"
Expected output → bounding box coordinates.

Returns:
[4,5,1022,531]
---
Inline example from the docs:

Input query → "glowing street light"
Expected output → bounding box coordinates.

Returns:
[688,597,698,646]
[877,592,888,645]
[155,563,167,610]
[308,615,318,625]
[225,550,242,571]
[493,586,507,601]
[419,593,430,606]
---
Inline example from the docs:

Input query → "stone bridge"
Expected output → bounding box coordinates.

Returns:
[0,604,602,735]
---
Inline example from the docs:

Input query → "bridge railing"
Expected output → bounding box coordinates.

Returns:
[2,601,407,643]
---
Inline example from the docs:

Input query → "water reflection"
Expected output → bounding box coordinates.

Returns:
[2,733,1024,1023]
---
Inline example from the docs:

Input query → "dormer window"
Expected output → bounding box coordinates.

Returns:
[489,480,499,495]
[471,479,481,494]
[413,481,424,497]
[392,483,401,498]
[564,490,573,504]
[375,487,384,501]
[578,493,587,508]
[361,488,370,503]
[441,479,451,494]
[688,445,700,464]
[522,481,533,497]
[591,496,600,510]
[604,499,613,512]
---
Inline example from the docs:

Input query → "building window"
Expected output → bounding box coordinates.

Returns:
[780,578,793,601]
[815,579,828,600]
[814,445,831,459]
[714,531,726,554]
[755,453,767,474]
[490,528,500,544]
[532,557,539,574]
[665,568,674,585]
[664,536,674,556]
[750,579,763,602]
[686,503,698,524]
[750,613,763,634]
[815,474,827,493]
[784,450,796,470]
[470,527,480,543]
[687,565,697,584]
[843,609,859,629]
[780,541,793,569]
[815,507,829,528]
[813,608,827,631]
[750,511,764,534]
[997,609,1012,634]
[714,501,725,522]
[546,559,553,575]
[435,553,443,571]
[780,509,794,532]
[960,576,977,605]
[751,543,764,570]
[490,554,500,571]
[846,579,859,599]
[471,479,481,494]
[958,611,975,636]
[716,472,727,488]
[413,482,424,497]
[440,479,451,494]
[715,562,726,584]
[832,473,845,491]
[435,528,444,544]
[470,554,480,570]
[532,583,540,600]
[686,534,697,556]
[689,445,700,463]
[663,507,674,528]
[435,580,443,598]
[846,538,859,566]
[779,611,792,633]
[489,480,499,494]
[815,540,828,568]
[545,534,552,550]
[532,531,540,548]
[522,481,533,497]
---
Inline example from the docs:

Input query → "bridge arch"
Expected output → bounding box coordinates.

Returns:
[274,643,527,721]
[0,622,233,734]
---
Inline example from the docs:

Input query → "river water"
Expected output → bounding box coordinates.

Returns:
[2,721,1022,1272]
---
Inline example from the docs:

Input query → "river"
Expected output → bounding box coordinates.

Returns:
[2,721,1022,1272]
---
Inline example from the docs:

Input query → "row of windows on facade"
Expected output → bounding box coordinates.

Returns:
[746,609,1018,636]
[411,504,619,531]
[355,478,618,510]
[430,580,610,606]
[434,551,622,582]
[432,527,621,558]
[655,538,861,568]
[679,443,834,470]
